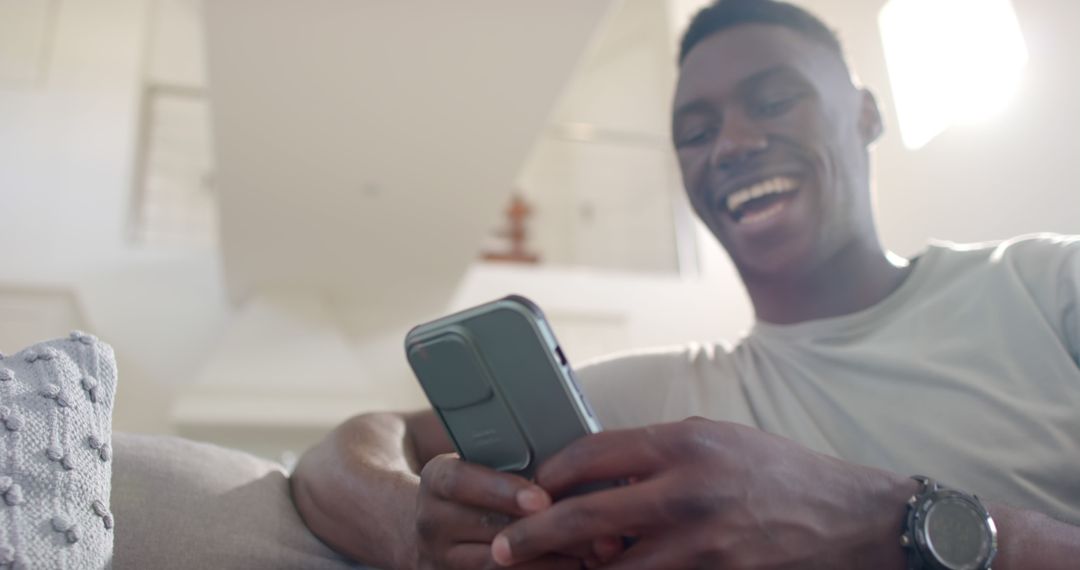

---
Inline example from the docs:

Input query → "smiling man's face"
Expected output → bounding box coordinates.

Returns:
[673,24,882,278]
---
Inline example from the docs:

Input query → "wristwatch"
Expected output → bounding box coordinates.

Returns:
[901,476,997,570]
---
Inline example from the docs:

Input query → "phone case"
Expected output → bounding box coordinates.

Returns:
[405,295,601,479]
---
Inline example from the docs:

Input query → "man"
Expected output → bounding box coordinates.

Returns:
[292,1,1080,568]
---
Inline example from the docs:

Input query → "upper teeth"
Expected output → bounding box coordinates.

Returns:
[725,176,798,213]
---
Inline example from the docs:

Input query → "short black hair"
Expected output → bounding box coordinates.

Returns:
[679,0,846,65]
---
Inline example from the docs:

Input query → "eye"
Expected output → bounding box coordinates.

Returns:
[753,93,804,118]
[675,125,717,148]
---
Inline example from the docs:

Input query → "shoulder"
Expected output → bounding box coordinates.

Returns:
[577,342,730,387]
[575,342,736,429]
[991,233,1080,267]
[988,234,1079,290]
[924,233,1079,282]
[928,233,1079,263]
[927,234,1080,343]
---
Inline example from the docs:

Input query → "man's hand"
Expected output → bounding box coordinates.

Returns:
[416,454,597,570]
[491,417,916,569]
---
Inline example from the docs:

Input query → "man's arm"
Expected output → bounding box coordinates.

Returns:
[491,418,1080,569]
[990,505,1080,569]
[290,410,452,568]
[291,411,587,570]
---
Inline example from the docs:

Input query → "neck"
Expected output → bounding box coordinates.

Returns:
[742,238,911,325]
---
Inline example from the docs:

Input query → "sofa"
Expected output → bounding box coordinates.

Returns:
[0,334,363,569]
[112,432,362,569]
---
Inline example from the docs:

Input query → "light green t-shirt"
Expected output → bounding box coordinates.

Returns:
[578,234,1080,523]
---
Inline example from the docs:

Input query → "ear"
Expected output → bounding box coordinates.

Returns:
[857,88,884,145]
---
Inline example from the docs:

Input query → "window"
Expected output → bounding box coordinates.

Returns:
[879,0,1028,149]
[130,85,216,247]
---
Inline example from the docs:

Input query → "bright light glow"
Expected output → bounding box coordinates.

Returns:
[879,0,1028,149]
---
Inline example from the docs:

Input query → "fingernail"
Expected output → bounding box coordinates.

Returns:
[516,487,549,512]
[491,534,512,566]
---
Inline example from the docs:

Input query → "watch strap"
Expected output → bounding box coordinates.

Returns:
[901,476,935,570]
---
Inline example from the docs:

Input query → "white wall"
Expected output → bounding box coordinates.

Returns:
[797,0,1080,255]
[451,261,752,365]
[0,0,229,434]
[0,0,143,280]
[518,0,685,274]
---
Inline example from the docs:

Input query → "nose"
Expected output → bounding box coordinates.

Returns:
[710,112,768,172]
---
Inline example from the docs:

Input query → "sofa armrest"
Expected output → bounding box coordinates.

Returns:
[111,432,362,569]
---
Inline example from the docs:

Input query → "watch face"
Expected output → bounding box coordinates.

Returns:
[924,497,991,570]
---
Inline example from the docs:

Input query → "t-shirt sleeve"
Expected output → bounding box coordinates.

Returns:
[999,234,1080,366]
[574,347,690,430]
[573,342,749,430]
[1059,241,1080,365]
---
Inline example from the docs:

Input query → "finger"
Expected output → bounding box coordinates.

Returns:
[421,454,551,515]
[599,533,701,570]
[552,541,604,568]
[535,428,669,498]
[492,480,667,566]
[441,543,495,570]
[418,498,516,544]
[593,536,624,563]
[579,536,625,569]
[443,544,583,570]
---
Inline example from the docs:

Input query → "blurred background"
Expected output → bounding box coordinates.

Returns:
[1,0,1076,462]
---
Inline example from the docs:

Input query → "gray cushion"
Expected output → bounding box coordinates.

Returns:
[111,433,359,569]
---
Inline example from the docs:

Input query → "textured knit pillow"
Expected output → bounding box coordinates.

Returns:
[0,333,116,569]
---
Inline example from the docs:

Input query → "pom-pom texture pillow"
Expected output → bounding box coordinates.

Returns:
[0,333,116,569]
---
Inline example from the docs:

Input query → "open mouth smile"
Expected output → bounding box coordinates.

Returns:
[720,175,800,225]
